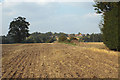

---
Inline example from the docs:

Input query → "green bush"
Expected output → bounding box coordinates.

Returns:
[25,32,56,43]
[69,36,78,41]
[58,34,67,42]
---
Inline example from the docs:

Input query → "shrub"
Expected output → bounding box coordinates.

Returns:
[58,34,67,42]
[70,36,77,41]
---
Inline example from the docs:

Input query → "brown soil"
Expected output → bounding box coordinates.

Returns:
[1,43,119,78]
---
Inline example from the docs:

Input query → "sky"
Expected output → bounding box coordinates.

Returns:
[0,0,102,35]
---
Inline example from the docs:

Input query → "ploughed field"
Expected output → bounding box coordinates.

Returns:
[2,43,119,78]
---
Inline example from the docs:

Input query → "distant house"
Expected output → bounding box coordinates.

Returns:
[74,34,83,37]
[67,33,84,40]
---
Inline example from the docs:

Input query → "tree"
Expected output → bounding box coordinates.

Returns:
[94,2,120,51]
[8,16,30,43]
[78,32,81,35]
[58,34,67,42]
[46,32,53,36]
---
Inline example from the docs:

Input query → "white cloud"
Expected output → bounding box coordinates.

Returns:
[2,0,95,7]
[2,2,101,35]
[2,2,19,16]
[57,0,94,2]
[3,0,50,6]
[2,0,119,3]
[0,3,1,5]
[2,2,20,8]
[4,0,94,2]
[4,0,51,2]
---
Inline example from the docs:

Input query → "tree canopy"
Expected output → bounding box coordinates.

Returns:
[8,16,30,43]
[94,2,120,51]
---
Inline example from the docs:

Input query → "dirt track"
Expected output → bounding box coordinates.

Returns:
[2,43,119,78]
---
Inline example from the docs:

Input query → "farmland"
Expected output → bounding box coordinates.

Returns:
[1,42,119,78]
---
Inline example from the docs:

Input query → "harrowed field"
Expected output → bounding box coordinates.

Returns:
[2,42,119,78]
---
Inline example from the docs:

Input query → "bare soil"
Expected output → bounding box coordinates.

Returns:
[1,43,119,78]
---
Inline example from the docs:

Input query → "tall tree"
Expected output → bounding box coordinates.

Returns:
[8,16,30,43]
[94,2,120,51]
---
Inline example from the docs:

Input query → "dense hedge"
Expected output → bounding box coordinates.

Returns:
[94,2,120,51]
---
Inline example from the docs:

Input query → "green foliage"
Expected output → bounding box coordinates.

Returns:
[93,2,115,13]
[78,32,81,35]
[0,36,9,44]
[8,16,30,43]
[25,32,56,43]
[46,36,56,43]
[89,33,102,42]
[79,33,102,42]
[69,36,78,41]
[0,35,14,44]
[25,36,35,43]
[45,32,53,36]
[78,38,84,42]
[118,2,120,50]
[58,34,67,42]
[54,32,68,37]
[1,32,68,44]
[94,2,120,51]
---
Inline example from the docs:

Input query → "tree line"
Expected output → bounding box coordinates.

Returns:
[0,31,103,44]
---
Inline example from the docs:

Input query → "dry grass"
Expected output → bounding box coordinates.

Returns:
[75,42,119,56]
[77,42,106,49]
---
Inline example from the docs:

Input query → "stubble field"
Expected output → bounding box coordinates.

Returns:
[1,42,119,78]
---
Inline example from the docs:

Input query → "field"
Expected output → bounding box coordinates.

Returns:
[1,42,119,78]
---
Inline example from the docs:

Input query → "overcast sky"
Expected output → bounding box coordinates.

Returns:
[0,0,102,35]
